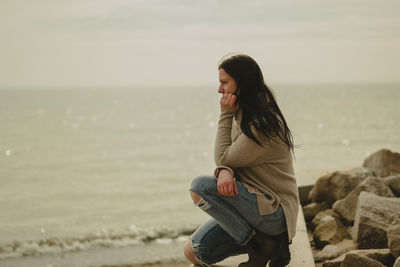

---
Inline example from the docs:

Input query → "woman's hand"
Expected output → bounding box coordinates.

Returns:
[217,169,238,197]
[220,93,238,111]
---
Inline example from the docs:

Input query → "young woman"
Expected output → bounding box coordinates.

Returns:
[183,54,299,267]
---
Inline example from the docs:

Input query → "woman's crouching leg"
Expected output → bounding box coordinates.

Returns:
[189,175,256,246]
[184,219,247,266]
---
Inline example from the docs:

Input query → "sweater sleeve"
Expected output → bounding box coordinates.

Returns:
[214,108,270,169]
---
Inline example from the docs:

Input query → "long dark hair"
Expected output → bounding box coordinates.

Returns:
[218,54,294,152]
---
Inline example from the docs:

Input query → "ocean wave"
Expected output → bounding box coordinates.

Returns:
[0,225,196,260]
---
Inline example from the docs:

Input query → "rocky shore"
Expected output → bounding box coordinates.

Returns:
[302,149,400,267]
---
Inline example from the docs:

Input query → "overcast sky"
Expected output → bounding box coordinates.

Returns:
[1,0,399,88]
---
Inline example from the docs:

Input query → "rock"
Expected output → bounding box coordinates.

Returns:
[394,256,400,267]
[333,177,394,224]
[336,238,356,253]
[308,167,374,204]
[346,226,353,238]
[303,202,329,222]
[313,214,350,248]
[353,192,400,249]
[322,259,342,267]
[356,248,395,266]
[322,249,394,267]
[363,149,400,177]
[383,174,400,197]
[314,244,341,262]
[314,240,355,263]
[360,248,396,266]
[311,209,341,231]
[322,258,342,267]
[340,253,385,267]
[388,219,400,258]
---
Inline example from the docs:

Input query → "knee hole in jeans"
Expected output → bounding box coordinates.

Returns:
[194,196,211,211]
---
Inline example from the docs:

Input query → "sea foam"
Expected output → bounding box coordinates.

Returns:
[0,225,196,260]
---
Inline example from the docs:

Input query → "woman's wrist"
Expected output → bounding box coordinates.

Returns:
[218,169,231,178]
[214,166,234,179]
[220,106,236,114]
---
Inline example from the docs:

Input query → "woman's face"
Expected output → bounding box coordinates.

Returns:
[218,68,237,95]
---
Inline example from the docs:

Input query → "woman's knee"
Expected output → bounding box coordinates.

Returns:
[183,240,198,265]
[190,176,216,205]
[190,191,202,204]
[190,175,216,194]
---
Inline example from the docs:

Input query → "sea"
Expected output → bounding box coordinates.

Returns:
[0,84,399,267]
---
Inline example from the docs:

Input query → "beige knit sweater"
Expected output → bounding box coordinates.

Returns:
[214,108,299,241]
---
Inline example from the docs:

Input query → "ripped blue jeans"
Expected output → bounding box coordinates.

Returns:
[189,175,287,266]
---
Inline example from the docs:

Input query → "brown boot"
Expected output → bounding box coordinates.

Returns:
[269,232,291,267]
[238,232,278,267]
